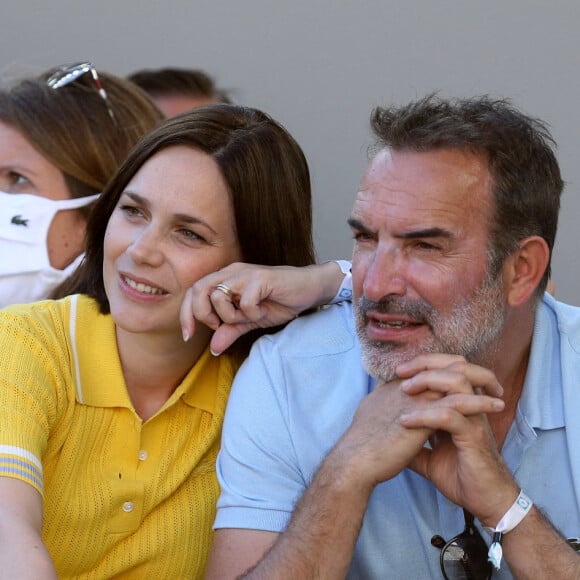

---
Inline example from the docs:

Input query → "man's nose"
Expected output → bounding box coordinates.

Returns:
[362,246,407,301]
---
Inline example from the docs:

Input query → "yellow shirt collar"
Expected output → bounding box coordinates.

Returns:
[71,295,238,415]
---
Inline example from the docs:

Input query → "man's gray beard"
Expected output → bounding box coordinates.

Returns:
[354,270,506,382]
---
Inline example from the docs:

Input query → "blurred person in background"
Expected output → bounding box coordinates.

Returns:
[0,62,163,308]
[128,66,231,117]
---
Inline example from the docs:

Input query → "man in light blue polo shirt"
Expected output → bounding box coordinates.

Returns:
[205,95,580,579]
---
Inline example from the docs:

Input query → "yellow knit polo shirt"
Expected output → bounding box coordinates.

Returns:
[0,294,240,579]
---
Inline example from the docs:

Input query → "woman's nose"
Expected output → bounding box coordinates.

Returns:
[127,227,164,266]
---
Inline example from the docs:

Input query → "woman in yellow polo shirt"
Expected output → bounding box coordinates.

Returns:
[0,104,346,579]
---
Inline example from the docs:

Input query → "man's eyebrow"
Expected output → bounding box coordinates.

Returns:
[121,190,218,234]
[347,217,371,232]
[347,218,452,240]
[398,227,452,239]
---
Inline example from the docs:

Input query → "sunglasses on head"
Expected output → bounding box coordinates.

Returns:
[46,61,117,125]
[431,510,492,580]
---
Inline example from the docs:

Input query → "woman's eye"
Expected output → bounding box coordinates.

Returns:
[180,228,203,242]
[120,204,143,217]
[2,172,31,191]
[9,172,28,185]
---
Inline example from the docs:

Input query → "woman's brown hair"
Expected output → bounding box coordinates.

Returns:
[62,104,315,350]
[0,66,163,209]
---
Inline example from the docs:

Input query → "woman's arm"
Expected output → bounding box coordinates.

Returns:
[180,260,352,354]
[0,478,56,579]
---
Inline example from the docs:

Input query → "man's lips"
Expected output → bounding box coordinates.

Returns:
[366,312,424,329]
[364,311,427,342]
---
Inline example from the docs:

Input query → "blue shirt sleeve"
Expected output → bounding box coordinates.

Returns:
[214,335,304,532]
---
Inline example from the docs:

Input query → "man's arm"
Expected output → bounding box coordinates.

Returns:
[0,478,56,579]
[205,530,278,579]
[501,508,580,579]
[398,354,580,578]
[206,446,376,579]
[207,358,505,579]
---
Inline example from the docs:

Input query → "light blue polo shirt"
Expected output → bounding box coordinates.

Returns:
[215,294,580,578]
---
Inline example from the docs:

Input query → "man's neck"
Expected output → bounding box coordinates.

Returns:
[488,351,530,448]
[486,304,536,447]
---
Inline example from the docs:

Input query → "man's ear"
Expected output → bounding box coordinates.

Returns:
[502,236,550,306]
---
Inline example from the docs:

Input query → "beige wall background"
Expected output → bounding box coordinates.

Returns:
[3,0,579,304]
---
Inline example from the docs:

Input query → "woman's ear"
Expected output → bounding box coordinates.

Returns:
[502,236,550,306]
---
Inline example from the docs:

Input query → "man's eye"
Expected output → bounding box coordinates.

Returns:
[416,241,438,250]
[353,232,375,242]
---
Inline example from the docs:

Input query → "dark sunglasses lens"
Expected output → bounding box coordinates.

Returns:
[441,535,491,580]
[568,538,580,551]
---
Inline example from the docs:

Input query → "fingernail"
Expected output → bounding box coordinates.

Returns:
[182,329,189,342]
[210,348,222,357]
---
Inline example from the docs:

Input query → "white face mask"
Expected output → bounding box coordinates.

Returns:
[0,191,99,308]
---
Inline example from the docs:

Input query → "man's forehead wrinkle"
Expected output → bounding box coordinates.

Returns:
[354,152,491,243]
[353,189,468,240]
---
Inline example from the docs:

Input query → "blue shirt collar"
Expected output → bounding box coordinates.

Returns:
[519,294,565,431]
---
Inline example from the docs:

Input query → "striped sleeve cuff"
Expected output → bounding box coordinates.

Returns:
[0,445,43,494]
